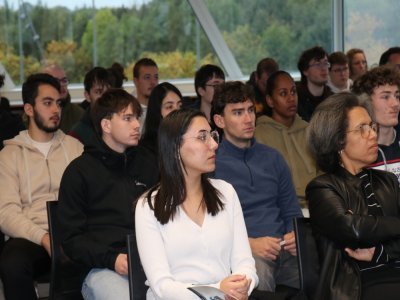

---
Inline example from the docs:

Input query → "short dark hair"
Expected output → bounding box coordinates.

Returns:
[194,64,225,98]
[83,67,113,92]
[379,47,400,66]
[256,57,279,78]
[297,46,328,84]
[91,88,142,135]
[22,73,61,106]
[108,62,127,88]
[307,92,365,173]
[328,51,348,69]
[133,58,158,79]
[145,108,224,225]
[141,82,183,147]
[211,81,254,118]
[352,65,400,96]
[266,70,294,97]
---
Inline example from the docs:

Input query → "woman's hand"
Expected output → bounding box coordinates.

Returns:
[345,247,375,262]
[220,274,251,300]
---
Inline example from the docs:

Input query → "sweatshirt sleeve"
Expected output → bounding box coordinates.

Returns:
[0,148,47,245]
[135,197,199,300]
[58,162,119,271]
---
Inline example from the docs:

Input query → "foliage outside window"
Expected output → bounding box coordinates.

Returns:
[1,0,333,85]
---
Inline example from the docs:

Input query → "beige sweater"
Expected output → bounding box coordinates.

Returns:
[255,115,318,199]
[0,130,83,245]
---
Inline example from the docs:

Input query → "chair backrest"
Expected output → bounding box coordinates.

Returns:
[46,201,85,300]
[127,233,147,300]
[293,217,320,300]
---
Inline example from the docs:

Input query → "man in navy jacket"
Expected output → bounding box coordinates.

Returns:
[212,81,302,292]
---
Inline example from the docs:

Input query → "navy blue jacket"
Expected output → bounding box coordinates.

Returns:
[214,138,302,238]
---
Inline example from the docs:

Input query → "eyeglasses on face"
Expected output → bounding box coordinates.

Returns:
[205,83,221,88]
[58,77,69,86]
[309,61,330,69]
[185,130,219,144]
[331,66,349,74]
[347,122,379,138]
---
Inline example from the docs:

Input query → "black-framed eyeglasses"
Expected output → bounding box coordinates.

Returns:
[58,77,69,86]
[331,66,349,74]
[205,83,222,88]
[347,122,379,138]
[185,130,219,144]
[309,61,330,69]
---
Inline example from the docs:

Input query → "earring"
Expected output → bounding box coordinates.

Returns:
[338,149,343,155]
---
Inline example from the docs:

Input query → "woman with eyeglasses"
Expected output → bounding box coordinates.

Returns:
[306,93,400,300]
[135,109,258,300]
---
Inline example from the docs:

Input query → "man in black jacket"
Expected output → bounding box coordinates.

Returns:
[58,88,158,299]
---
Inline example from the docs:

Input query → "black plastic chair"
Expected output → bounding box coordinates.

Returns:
[293,217,320,300]
[127,233,147,300]
[46,201,85,300]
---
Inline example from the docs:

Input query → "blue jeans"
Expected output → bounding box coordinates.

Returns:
[254,250,299,291]
[82,268,129,300]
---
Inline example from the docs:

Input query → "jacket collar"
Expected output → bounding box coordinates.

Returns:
[219,137,256,158]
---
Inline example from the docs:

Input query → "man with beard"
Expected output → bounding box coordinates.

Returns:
[296,46,333,122]
[42,64,84,133]
[0,73,83,300]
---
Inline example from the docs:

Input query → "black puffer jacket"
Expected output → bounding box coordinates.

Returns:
[58,134,159,273]
[306,167,400,300]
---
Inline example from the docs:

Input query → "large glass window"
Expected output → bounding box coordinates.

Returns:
[1,0,218,86]
[205,0,332,74]
[2,0,334,91]
[344,0,400,67]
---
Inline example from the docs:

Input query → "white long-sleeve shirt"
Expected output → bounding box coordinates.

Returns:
[135,178,258,300]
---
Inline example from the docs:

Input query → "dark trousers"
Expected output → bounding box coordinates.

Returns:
[0,238,50,300]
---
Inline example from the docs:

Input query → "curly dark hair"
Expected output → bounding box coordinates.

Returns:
[352,65,400,96]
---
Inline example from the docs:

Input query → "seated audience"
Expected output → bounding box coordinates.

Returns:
[212,81,302,292]
[136,109,258,299]
[140,82,183,156]
[347,48,368,81]
[352,66,400,180]
[248,57,279,116]
[327,51,352,93]
[185,64,225,122]
[0,73,83,300]
[69,66,113,145]
[379,47,400,70]
[58,88,158,300]
[306,92,400,300]
[255,71,318,205]
[296,46,333,122]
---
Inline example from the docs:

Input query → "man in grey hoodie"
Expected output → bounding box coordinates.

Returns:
[0,73,83,300]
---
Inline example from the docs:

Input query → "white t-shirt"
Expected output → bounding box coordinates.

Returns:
[27,134,54,158]
[135,178,258,300]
